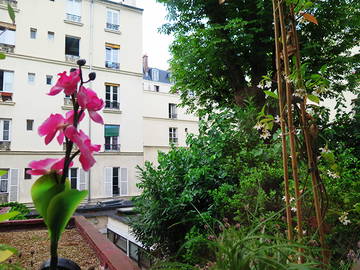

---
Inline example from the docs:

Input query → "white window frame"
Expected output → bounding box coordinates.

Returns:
[0,119,11,141]
[28,73,35,84]
[0,70,14,92]
[169,127,178,144]
[105,46,119,64]
[66,0,82,22]
[169,103,177,119]
[0,169,9,193]
[105,84,119,109]
[104,167,128,198]
[0,28,15,46]
[152,69,159,81]
[106,9,120,30]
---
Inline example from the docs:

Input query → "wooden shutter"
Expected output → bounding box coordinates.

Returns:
[104,167,113,197]
[120,168,128,196]
[9,169,19,202]
[79,169,87,191]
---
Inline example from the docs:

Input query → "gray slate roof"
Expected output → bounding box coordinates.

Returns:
[143,68,172,84]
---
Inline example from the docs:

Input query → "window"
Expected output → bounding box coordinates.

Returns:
[104,125,120,151]
[115,234,127,252]
[24,168,31,180]
[30,28,37,39]
[46,75,53,85]
[28,73,35,84]
[48,31,55,40]
[0,27,15,46]
[154,85,159,92]
[26,120,34,131]
[106,9,120,31]
[169,127,178,144]
[112,167,119,195]
[0,119,11,141]
[104,167,127,197]
[105,44,120,69]
[0,70,14,92]
[65,36,80,56]
[66,0,82,23]
[105,84,119,109]
[107,229,116,243]
[151,69,159,81]
[169,103,177,119]
[69,168,78,189]
[129,241,139,261]
[0,169,8,192]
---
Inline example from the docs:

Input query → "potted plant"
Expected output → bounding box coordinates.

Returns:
[27,59,104,270]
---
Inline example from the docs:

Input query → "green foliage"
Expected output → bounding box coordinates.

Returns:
[7,3,15,24]
[158,0,359,115]
[31,174,87,244]
[0,53,5,60]
[0,212,19,222]
[0,202,29,220]
[131,106,285,262]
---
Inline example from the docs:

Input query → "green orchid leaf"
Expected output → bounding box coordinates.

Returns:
[307,94,320,104]
[7,3,15,24]
[264,90,278,99]
[31,174,70,223]
[47,189,88,242]
[0,211,20,222]
[0,53,5,60]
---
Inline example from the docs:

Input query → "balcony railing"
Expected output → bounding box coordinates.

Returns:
[104,144,120,152]
[0,92,13,102]
[0,43,15,53]
[106,23,120,31]
[63,143,78,152]
[65,54,80,63]
[169,113,178,119]
[105,61,120,70]
[66,13,81,23]
[0,0,17,8]
[0,141,11,151]
[105,101,120,110]
[64,97,72,106]
[169,138,178,144]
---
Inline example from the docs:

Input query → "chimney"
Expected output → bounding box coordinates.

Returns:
[142,54,149,74]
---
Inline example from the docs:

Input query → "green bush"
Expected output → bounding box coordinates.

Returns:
[0,202,30,220]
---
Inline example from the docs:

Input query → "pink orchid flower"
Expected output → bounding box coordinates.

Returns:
[38,111,84,145]
[77,86,104,124]
[48,69,80,96]
[64,126,101,171]
[27,158,73,176]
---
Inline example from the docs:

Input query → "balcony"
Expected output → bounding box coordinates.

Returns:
[0,141,11,151]
[0,92,13,102]
[0,0,17,8]
[0,43,14,53]
[169,138,178,144]
[65,54,80,63]
[104,144,120,152]
[66,13,81,23]
[105,101,120,110]
[64,97,72,106]
[105,61,120,70]
[106,23,120,31]
[169,113,178,119]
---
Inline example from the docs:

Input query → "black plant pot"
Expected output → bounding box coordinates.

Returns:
[39,258,81,270]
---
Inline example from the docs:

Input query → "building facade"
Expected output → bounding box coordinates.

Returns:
[142,55,198,164]
[0,0,144,203]
[0,0,198,205]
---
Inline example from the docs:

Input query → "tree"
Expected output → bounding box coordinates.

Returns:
[158,0,360,115]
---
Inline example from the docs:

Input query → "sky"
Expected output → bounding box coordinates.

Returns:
[137,0,173,70]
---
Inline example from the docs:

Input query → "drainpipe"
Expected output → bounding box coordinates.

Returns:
[87,0,95,203]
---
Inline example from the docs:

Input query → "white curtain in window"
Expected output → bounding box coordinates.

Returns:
[67,0,81,16]
[0,29,15,46]
[3,71,14,92]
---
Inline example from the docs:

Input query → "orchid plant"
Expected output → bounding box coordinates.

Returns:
[28,59,104,270]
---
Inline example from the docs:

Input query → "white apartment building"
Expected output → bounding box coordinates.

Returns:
[0,0,199,205]
[142,55,198,164]
[0,0,144,204]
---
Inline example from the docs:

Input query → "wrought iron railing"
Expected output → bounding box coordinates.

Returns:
[104,144,120,151]
[65,54,80,63]
[64,97,72,106]
[0,141,11,151]
[105,101,120,110]
[66,13,81,23]
[0,92,13,102]
[106,23,120,31]
[0,43,14,53]
[169,113,177,119]
[105,61,120,70]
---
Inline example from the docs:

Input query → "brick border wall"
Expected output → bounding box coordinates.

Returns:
[0,217,140,270]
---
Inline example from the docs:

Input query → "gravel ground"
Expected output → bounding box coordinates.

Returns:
[0,228,101,270]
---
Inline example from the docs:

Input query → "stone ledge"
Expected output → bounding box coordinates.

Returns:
[104,28,122,35]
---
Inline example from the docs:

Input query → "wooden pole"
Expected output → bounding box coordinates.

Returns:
[272,0,293,241]
[277,0,304,262]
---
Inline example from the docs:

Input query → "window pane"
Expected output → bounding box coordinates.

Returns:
[107,230,116,243]
[129,242,139,261]
[3,71,14,92]
[65,37,80,56]
[115,234,127,252]
[26,120,33,131]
